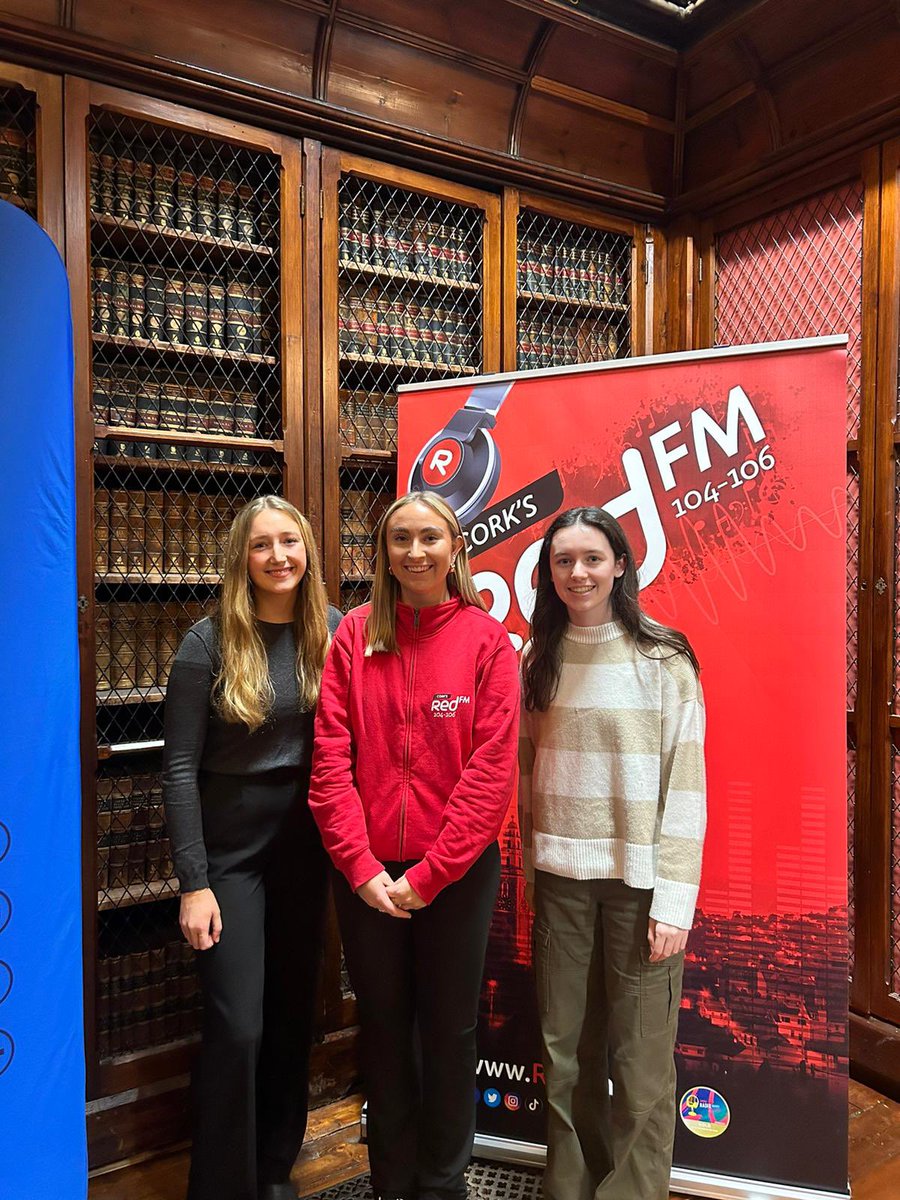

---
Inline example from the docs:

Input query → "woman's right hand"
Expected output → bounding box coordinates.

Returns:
[179,888,222,950]
[356,871,411,919]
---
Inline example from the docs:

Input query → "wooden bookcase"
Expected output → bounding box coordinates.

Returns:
[501,190,648,372]
[0,60,63,251]
[320,150,502,614]
[64,78,305,1102]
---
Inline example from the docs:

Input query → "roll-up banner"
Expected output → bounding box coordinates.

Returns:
[0,201,87,1197]
[398,338,849,1200]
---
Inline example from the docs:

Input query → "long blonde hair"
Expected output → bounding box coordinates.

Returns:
[215,496,330,728]
[364,491,486,654]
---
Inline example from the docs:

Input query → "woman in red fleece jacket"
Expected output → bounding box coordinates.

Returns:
[309,491,519,1200]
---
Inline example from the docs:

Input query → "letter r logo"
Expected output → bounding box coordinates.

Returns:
[422,437,464,486]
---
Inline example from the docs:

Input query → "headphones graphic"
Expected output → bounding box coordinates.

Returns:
[408,382,514,525]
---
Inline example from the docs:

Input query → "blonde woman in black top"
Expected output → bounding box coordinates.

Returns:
[163,495,341,1200]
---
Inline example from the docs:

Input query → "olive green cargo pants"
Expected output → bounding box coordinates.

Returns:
[533,873,684,1200]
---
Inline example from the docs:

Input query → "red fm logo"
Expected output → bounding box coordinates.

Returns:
[421,437,464,487]
[431,693,471,717]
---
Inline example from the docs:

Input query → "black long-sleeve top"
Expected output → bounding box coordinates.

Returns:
[162,609,342,892]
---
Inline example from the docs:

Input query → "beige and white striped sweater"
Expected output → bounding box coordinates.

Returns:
[518,621,706,930]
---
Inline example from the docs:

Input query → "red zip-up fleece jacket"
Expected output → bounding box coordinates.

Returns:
[308,597,519,905]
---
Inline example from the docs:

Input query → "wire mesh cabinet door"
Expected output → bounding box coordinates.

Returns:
[318,149,501,1028]
[64,77,304,1102]
[502,190,648,373]
[711,175,873,1019]
[0,60,63,253]
[321,150,501,612]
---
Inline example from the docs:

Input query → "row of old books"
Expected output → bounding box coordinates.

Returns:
[518,237,629,305]
[340,533,375,579]
[92,259,272,356]
[97,940,202,1058]
[0,123,32,209]
[339,292,478,369]
[90,149,274,247]
[95,488,237,579]
[338,389,398,453]
[341,488,390,539]
[339,201,478,285]
[97,770,174,891]
[94,369,266,464]
[96,601,212,694]
[518,321,624,370]
[340,487,389,579]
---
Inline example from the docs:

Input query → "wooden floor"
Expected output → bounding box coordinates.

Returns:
[89,1080,900,1199]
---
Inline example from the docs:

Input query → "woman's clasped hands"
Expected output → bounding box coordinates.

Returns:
[355,870,425,917]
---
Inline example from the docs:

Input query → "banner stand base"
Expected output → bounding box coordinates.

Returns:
[363,1110,850,1199]
[670,1167,850,1200]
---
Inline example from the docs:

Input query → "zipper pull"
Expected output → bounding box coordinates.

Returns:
[414,610,420,630]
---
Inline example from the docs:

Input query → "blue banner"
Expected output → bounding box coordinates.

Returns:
[0,200,87,1197]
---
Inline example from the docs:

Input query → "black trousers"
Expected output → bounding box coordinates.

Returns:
[334,843,501,1200]
[187,768,328,1200]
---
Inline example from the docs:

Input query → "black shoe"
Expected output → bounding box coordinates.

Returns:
[259,1184,299,1200]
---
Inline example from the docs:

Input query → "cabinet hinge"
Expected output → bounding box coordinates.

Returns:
[299,184,305,218]
[698,257,704,283]
[320,190,325,220]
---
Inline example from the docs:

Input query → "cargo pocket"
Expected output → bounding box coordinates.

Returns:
[533,918,552,1014]
[639,954,676,1037]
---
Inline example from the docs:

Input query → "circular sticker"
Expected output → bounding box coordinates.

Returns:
[422,437,464,487]
[0,892,9,935]
[0,1030,14,1077]
[680,1086,731,1138]
[0,821,8,863]
[0,961,10,1005]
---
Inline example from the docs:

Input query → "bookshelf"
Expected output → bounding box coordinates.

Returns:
[66,80,304,1099]
[502,191,647,370]
[322,152,501,618]
[0,62,63,252]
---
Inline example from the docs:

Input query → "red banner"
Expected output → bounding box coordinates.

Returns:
[398,338,849,1197]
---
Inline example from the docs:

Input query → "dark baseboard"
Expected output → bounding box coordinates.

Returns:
[850,1011,900,1103]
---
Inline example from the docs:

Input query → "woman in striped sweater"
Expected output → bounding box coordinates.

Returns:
[519,506,706,1200]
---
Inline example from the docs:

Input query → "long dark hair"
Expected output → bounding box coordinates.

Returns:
[522,506,699,712]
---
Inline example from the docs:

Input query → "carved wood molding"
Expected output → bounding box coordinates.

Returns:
[508,19,554,157]
[313,0,339,101]
[734,35,782,153]
[529,76,675,133]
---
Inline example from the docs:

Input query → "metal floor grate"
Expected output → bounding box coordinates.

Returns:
[303,1162,544,1200]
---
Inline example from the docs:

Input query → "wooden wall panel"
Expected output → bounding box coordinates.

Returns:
[538,26,676,119]
[746,0,887,69]
[340,0,541,72]
[683,93,772,193]
[326,25,517,153]
[520,94,671,198]
[772,25,900,145]
[684,40,747,115]
[0,0,674,212]
[0,1,57,24]
[74,0,317,99]
[679,0,900,209]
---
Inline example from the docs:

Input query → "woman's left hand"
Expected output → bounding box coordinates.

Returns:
[647,918,688,962]
[386,874,426,912]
